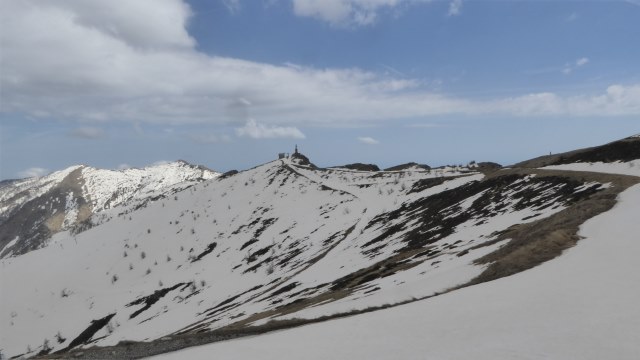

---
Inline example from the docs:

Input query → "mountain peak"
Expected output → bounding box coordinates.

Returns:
[289,146,316,168]
[0,161,220,258]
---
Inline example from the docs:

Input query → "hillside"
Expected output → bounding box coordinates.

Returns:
[0,161,218,258]
[515,133,640,170]
[152,184,640,360]
[1,137,639,359]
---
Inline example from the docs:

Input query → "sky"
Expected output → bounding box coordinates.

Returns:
[1,0,640,179]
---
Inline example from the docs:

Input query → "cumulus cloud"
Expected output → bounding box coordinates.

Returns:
[0,0,424,126]
[236,119,306,139]
[576,57,589,67]
[358,136,380,145]
[0,1,639,132]
[18,167,49,178]
[292,0,430,27]
[70,126,105,139]
[448,0,463,16]
[222,0,242,13]
[489,84,640,117]
[563,57,590,75]
[293,0,354,25]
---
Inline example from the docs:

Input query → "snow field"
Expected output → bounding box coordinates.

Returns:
[151,184,640,360]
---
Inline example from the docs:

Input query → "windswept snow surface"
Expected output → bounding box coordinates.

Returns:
[542,160,640,177]
[0,158,619,358]
[152,184,640,360]
[80,162,218,211]
[0,162,218,219]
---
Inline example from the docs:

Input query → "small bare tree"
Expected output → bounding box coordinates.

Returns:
[60,288,71,298]
[106,321,114,334]
[55,331,66,344]
[42,338,51,353]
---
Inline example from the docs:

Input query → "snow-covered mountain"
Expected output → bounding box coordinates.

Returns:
[0,161,219,258]
[152,183,640,360]
[1,137,639,359]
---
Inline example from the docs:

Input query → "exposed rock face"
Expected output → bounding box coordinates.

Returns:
[0,162,219,258]
[290,152,316,168]
[333,163,381,172]
[220,170,239,179]
[476,162,502,174]
[384,162,431,171]
[0,166,89,257]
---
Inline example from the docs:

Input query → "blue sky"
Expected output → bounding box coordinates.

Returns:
[1,0,640,179]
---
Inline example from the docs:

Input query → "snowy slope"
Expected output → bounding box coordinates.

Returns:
[152,184,640,360]
[0,152,623,359]
[79,162,218,211]
[537,135,640,177]
[542,160,640,177]
[0,161,218,258]
[0,166,84,218]
[516,133,640,170]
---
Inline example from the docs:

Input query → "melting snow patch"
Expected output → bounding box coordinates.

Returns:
[542,160,640,177]
[2,236,20,253]
[573,182,611,193]
[63,192,79,229]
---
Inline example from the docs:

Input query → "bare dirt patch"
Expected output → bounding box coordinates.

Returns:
[465,168,639,286]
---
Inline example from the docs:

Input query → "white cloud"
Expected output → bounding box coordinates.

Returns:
[448,0,462,16]
[0,1,639,132]
[236,119,306,139]
[562,57,589,75]
[70,126,105,139]
[291,0,430,27]
[489,84,640,117]
[358,136,380,145]
[117,163,132,170]
[18,167,49,178]
[566,12,579,22]
[222,0,242,13]
[0,0,424,126]
[293,0,352,25]
[576,57,589,67]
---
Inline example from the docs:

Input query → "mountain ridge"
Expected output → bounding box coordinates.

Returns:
[1,135,639,359]
[0,161,219,258]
